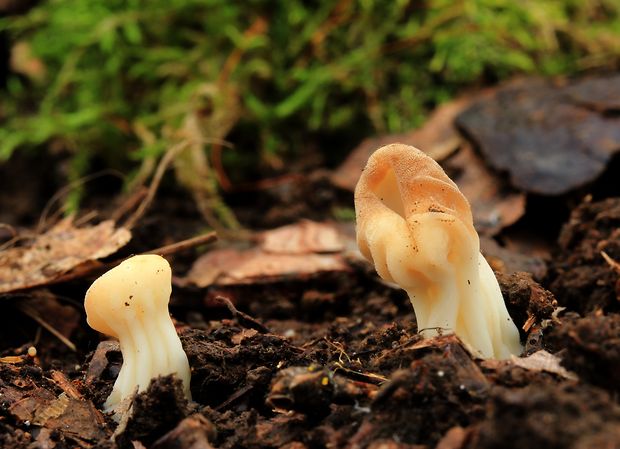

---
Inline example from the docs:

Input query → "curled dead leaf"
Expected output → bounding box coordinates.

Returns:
[0,218,131,294]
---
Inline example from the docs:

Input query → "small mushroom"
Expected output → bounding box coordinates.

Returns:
[355,143,522,359]
[84,255,191,414]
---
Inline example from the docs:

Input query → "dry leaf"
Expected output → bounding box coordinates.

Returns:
[184,248,349,287]
[331,97,472,191]
[482,350,577,380]
[259,220,344,254]
[2,385,106,442]
[182,221,350,287]
[231,328,259,345]
[457,77,620,195]
[0,218,131,294]
[510,350,577,380]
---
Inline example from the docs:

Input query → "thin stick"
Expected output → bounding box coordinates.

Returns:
[602,251,620,274]
[50,370,84,400]
[215,295,270,333]
[18,304,77,351]
[110,187,148,223]
[50,232,218,285]
[146,231,218,257]
[123,140,190,230]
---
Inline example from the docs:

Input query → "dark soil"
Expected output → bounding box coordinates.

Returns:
[0,153,619,449]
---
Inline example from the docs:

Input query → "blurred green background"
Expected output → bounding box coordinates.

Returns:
[1,0,619,226]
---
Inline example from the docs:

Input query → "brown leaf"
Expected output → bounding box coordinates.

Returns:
[331,97,472,191]
[231,328,259,345]
[182,221,350,287]
[2,384,107,442]
[481,350,577,380]
[457,77,620,195]
[183,248,349,287]
[0,218,131,294]
[510,350,577,380]
[259,220,344,254]
[444,143,526,236]
[565,74,620,112]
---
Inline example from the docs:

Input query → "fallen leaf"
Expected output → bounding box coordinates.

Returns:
[331,97,472,191]
[482,350,577,380]
[510,350,577,380]
[231,328,259,345]
[2,384,107,442]
[0,218,131,294]
[181,221,350,288]
[565,74,620,112]
[183,248,349,287]
[444,143,526,236]
[457,77,620,195]
[259,220,344,254]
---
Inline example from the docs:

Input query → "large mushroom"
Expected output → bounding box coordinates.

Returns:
[84,255,191,414]
[355,143,521,359]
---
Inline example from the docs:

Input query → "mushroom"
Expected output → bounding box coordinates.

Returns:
[355,143,522,359]
[84,254,191,413]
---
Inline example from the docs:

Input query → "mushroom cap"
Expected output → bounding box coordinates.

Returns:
[354,143,477,263]
[84,254,172,337]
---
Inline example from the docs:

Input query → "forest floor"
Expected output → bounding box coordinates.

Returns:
[0,76,620,449]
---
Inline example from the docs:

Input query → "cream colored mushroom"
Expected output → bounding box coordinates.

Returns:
[355,143,522,359]
[84,255,191,414]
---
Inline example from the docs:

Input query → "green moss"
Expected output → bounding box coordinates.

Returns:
[2,0,620,221]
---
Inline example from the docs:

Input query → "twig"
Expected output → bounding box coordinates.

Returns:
[18,303,77,351]
[73,210,100,227]
[50,370,83,400]
[146,231,217,257]
[123,140,190,230]
[215,295,270,333]
[215,384,255,411]
[332,362,387,385]
[50,232,218,286]
[50,371,107,428]
[601,251,620,274]
[0,231,37,252]
[110,186,148,223]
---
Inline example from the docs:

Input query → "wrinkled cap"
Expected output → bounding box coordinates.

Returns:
[84,255,172,337]
[355,143,477,263]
